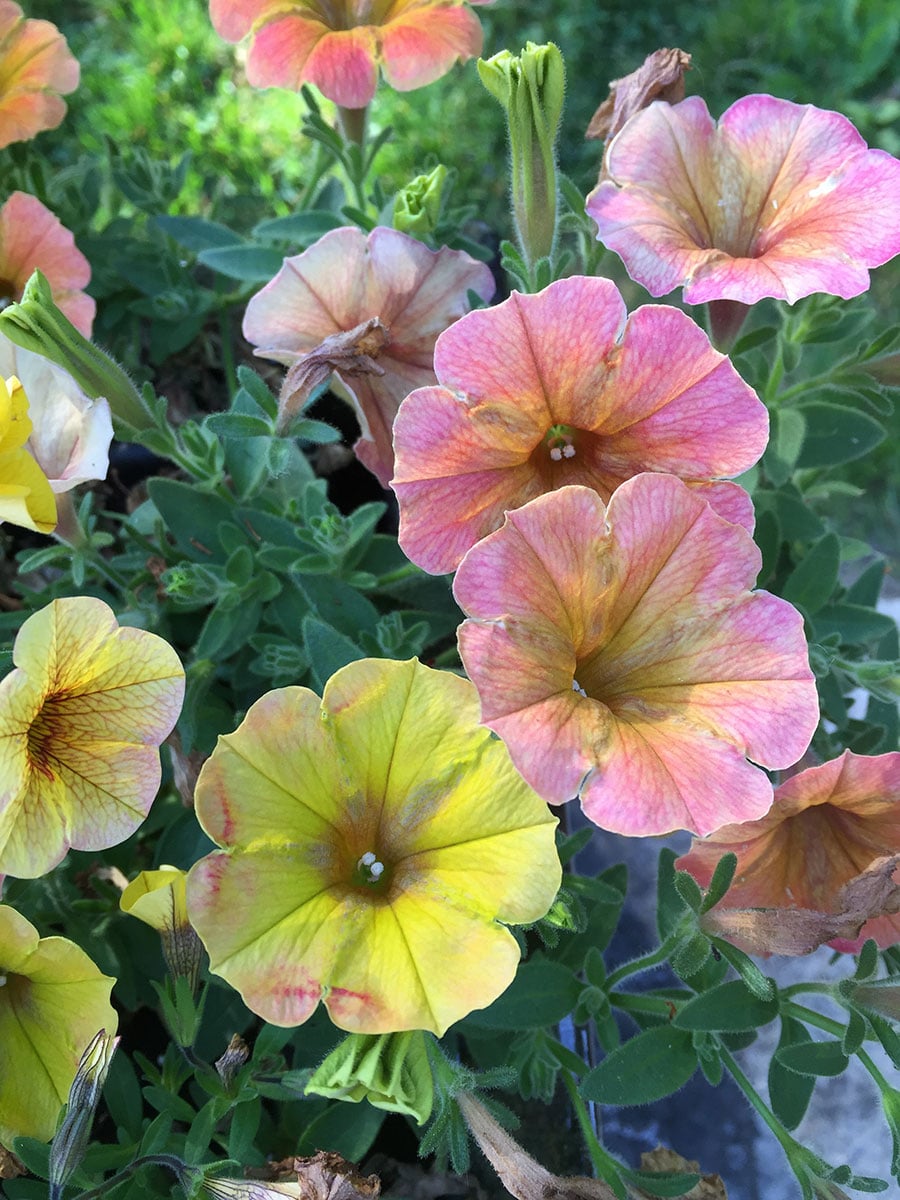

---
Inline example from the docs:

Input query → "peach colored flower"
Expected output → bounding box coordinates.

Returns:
[392,276,766,575]
[0,2,78,149]
[0,597,185,879]
[0,905,116,1148]
[187,657,560,1035]
[455,476,819,837]
[0,334,111,492]
[210,0,494,108]
[586,94,900,305]
[0,193,94,336]
[243,225,494,485]
[677,750,900,952]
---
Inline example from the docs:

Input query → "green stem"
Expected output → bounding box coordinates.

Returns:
[605,935,680,988]
[337,104,367,147]
[783,1000,891,1090]
[719,1045,797,1157]
[560,1070,613,1180]
[763,341,786,405]
[608,991,680,1018]
[218,309,238,398]
[375,563,424,588]
[71,1154,188,1199]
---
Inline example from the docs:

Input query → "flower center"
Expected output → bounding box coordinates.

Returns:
[26,696,66,781]
[355,850,387,887]
[545,423,577,462]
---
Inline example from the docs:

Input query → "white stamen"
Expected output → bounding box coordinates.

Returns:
[562,443,576,458]
[358,851,386,882]
[359,851,376,867]
[370,861,385,878]
[549,446,563,461]
[572,679,587,698]
[0,974,6,987]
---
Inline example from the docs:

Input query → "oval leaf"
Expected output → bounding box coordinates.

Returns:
[581,1026,698,1105]
[673,979,778,1032]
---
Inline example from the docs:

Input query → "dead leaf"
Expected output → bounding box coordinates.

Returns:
[0,1146,26,1181]
[634,1148,727,1199]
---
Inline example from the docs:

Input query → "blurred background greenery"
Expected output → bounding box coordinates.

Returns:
[10,0,900,563]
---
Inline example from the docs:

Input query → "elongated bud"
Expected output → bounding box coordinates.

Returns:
[478,43,565,270]
[120,866,202,993]
[48,1030,118,1200]
[393,164,449,237]
[0,270,151,432]
[306,1031,434,1125]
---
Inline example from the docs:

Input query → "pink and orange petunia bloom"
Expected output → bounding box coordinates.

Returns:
[677,750,900,953]
[0,193,94,336]
[392,276,767,575]
[0,597,185,879]
[586,94,900,306]
[209,1,494,108]
[454,476,819,837]
[0,1,79,150]
[244,225,494,485]
[187,657,561,1036]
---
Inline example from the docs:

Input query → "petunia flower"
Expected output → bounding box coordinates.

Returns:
[0,597,185,879]
[186,657,561,1035]
[0,333,111,493]
[454,476,819,837]
[586,94,900,307]
[392,275,766,575]
[120,866,202,989]
[0,2,79,150]
[0,904,116,1149]
[0,372,56,533]
[0,193,94,336]
[677,750,900,953]
[243,225,494,485]
[209,0,495,109]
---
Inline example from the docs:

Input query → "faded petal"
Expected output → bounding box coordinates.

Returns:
[394,277,765,572]
[455,477,818,836]
[0,3,79,150]
[0,598,185,878]
[587,94,900,305]
[0,904,116,1148]
[244,226,494,485]
[678,750,900,952]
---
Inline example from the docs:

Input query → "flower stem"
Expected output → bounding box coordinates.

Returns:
[70,1153,188,1199]
[337,104,368,148]
[605,934,679,988]
[718,1044,798,1158]
[560,1069,615,1180]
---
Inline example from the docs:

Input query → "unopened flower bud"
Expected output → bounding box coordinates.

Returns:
[478,42,565,269]
[306,1031,434,1125]
[393,165,449,237]
[120,866,202,992]
[48,1030,118,1200]
[0,270,150,432]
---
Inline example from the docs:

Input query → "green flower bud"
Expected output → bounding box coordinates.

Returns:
[306,1030,434,1125]
[0,270,151,432]
[393,164,449,237]
[48,1030,118,1200]
[478,42,565,270]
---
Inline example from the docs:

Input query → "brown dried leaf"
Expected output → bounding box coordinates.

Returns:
[701,854,900,955]
[586,48,691,143]
[292,1152,381,1200]
[634,1148,727,1199]
[458,1093,618,1200]
[0,1146,26,1181]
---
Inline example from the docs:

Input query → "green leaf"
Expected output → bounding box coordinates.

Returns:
[700,853,737,913]
[775,1038,849,1077]
[581,1026,698,1105]
[104,1048,145,1143]
[302,615,365,688]
[709,939,774,1001]
[671,934,712,981]
[147,478,237,562]
[9,1138,50,1180]
[197,244,285,282]
[154,215,243,251]
[297,1101,385,1161]
[205,413,273,438]
[842,1008,868,1056]
[622,1168,701,1197]
[657,848,688,940]
[763,407,806,485]
[673,979,778,1032]
[253,210,345,242]
[782,532,840,615]
[769,1016,816,1130]
[673,871,703,912]
[813,603,899,646]
[795,401,885,467]
[465,958,583,1030]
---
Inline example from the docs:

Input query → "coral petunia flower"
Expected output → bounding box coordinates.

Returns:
[187,657,561,1035]
[243,225,494,485]
[0,193,94,336]
[0,597,185,879]
[0,372,56,533]
[677,750,900,953]
[0,334,112,493]
[0,2,79,150]
[586,94,900,306]
[209,1,494,108]
[392,275,766,575]
[0,904,116,1148]
[455,476,819,838]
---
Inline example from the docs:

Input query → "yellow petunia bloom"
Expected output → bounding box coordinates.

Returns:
[0,596,185,878]
[187,657,561,1036]
[0,904,116,1149]
[0,372,56,533]
[120,866,201,989]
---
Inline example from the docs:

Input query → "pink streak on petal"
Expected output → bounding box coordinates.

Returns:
[244,16,330,93]
[580,713,776,836]
[689,480,755,533]
[379,6,484,91]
